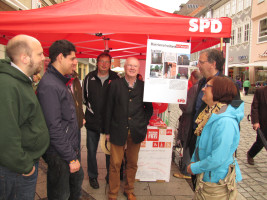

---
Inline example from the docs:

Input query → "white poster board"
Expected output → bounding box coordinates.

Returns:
[144,39,191,104]
[136,126,173,182]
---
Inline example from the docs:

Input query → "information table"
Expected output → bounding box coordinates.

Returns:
[135,126,173,182]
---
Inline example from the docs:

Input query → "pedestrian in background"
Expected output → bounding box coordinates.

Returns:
[235,76,242,91]
[37,40,84,200]
[187,70,201,91]
[105,57,153,200]
[67,66,86,161]
[187,76,244,199]
[32,73,41,92]
[83,52,120,188]
[247,86,267,165]
[0,34,49,200]
[243,78,251,95]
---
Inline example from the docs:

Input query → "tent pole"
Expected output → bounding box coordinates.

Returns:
[225,41,229,76]
[220,38,223,52]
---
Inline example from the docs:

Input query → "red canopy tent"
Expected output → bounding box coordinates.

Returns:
[0,0,232,58]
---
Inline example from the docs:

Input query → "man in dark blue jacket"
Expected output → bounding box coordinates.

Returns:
[37,40,84,200]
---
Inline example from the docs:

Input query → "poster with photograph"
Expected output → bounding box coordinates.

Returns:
[144,39,191,104]
[136,126,173,182]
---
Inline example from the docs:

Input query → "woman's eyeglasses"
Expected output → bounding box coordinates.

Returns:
[204,84,213,88]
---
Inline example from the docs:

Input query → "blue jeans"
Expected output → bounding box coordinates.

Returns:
[86,129,100,178]
[45,154,84,200]
[0,162,39,200]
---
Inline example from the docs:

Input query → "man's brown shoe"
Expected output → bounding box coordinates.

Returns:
[123,192,136,200]
[247,152,255,165]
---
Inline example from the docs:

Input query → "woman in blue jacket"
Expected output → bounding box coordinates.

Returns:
[187,76,244,198]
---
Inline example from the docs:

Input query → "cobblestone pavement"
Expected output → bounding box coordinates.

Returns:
[35,94,266,200]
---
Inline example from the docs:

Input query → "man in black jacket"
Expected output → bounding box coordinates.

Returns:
[247,86,267,165]
[37,40,84,200]
[82,53,119,189]
[105,57,153,200]
[185,49,240,189]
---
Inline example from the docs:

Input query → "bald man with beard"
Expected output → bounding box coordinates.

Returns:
[0,35,49,200]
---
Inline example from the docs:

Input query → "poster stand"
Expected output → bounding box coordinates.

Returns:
[135,126,173,182]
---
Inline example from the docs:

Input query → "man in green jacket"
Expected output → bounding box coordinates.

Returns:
[0,34,49,200]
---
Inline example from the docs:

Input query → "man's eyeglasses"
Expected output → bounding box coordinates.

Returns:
[99,60,110,64]
[198,60,209,65]
[127,64,138,68]
[204,84,213,88]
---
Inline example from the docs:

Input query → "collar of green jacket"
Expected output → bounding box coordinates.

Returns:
[0,59,32,84]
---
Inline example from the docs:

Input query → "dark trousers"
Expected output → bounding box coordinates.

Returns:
[180,146,191,176]
[188,132,197,191]
[248,130,267,158]
[86,129,100,178]
[0,162,39,200]
[244,87,249,95]
[45,154,84,200]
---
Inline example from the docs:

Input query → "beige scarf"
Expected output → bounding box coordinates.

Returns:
[194,103,226,136]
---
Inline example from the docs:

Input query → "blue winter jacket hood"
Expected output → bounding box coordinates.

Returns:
[191,100,244,183]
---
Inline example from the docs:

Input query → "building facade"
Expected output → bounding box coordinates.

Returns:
[249,0,267,85]
[178,0,267,91]
[212,0,252,83]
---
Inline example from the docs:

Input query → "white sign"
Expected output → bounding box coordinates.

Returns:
[136,127,173,182]
[144,39,191,104]
[189,19,222,33]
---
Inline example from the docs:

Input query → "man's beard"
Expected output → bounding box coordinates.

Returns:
[30,59,42,75]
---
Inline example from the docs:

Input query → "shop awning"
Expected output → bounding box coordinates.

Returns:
[229,61,267,68]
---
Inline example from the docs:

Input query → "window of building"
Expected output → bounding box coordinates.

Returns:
[244,23,250,42]
[220,7,224,17]
[231,29,235,45]
[187,4,199,9]
[259,18,267,42]
[225,3,231,16]
[78,67,82,80]
[237,0,243,13]
[258,0,264,4]
[83,68,86,79]
[237,27,242,43]
[206,11,211,18]
[231,0,236,15]
[244,0,251,8]
[214,9,219,18]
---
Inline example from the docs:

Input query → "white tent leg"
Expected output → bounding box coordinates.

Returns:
[225,42,229,76]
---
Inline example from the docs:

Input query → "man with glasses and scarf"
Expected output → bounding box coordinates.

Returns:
[184,49,240,189]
